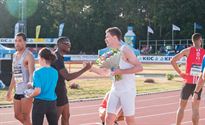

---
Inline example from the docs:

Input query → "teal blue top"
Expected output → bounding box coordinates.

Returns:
[33,67,58,101]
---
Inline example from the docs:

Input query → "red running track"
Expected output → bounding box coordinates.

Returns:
[1,91,205,125]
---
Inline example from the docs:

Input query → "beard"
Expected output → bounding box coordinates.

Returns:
[15,46,24,51]
[62,49,70,54]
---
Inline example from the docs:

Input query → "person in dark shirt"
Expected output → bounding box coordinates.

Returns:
[51,37,92,125]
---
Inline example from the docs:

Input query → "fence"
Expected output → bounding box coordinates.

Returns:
[138,39,194,54]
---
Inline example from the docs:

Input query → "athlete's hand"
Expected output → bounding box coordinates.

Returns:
[111,68,122,76]
[179,72,187,79]
[27,82,33,89]
[99,107,106,114]
[192,93,198,102]
[83,61,92,71]
[6,91,12,101]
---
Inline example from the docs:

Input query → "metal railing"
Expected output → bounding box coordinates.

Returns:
[138,39,194,54]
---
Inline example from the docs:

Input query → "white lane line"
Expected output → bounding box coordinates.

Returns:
[80,122,102,125]
[0,112,14,115]
[0,121,19,124]
[0,94,179,110]
[136,102,178,110]
[70,95,179,109]
[71,102,179,117]
[0,101,178,116]
[136,98,205,110]
[71,104,99,109]
[137,95,179,102]
[71,107,205,125]
[135,107,205,119]
[181,118,205,124]
[71,112,97,117]
[2,105,205,124]
[170,118,205,125]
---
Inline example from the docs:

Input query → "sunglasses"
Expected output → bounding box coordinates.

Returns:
[61,42,71,46]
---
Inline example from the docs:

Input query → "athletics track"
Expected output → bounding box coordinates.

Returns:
[1,90,205,125]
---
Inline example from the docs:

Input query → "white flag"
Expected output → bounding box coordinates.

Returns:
[14,22,19,37]
[147,26,154,34]
[58,23,65,37]
[172,24,180,31]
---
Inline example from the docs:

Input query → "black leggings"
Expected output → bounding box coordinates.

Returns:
[32,99,58,125]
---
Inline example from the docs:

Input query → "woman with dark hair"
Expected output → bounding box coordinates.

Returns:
[26,48,58,125]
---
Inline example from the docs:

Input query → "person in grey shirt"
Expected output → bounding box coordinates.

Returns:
[6,32,35,125]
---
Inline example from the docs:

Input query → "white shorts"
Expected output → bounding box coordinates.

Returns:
[106,89,136,116]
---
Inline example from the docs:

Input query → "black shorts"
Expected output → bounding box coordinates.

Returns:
[181,84,202,100]
[56,94,69,107]
[56,86,69,106]
[14,94,25,100]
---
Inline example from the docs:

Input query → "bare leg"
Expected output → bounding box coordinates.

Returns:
[192,100,200,125]
[57,103,70,125]
[57,105,64,121]
[21,98,33,125]
[176,99,188,125]
[99,107,106,123]
[13,99,24,124]
[105,112,116,125]
[124,116,135,125]
[61,103,70,125]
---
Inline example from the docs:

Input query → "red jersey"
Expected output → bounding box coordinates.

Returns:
[185,47,205,84]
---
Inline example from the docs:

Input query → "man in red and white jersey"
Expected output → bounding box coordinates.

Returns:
[171,33,205,125]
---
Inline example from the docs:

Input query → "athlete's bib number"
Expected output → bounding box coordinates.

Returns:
[190,64,201,77]
[14,73,24,84]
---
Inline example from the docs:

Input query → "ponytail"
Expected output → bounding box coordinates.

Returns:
[38,48,56,64]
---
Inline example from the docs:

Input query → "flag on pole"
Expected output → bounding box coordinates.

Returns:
[36,25,41,38]
[172,24,180,31]
[14,22,19,37]
[147,26,154,34]
[58,23,65,37]
[194,22,203,29]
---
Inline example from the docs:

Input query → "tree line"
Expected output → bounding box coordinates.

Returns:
[0,0,205,53]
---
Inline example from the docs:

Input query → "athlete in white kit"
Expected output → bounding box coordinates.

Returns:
[90,27,143,125]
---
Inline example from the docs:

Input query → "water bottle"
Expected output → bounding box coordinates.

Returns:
[124,26,136,48]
